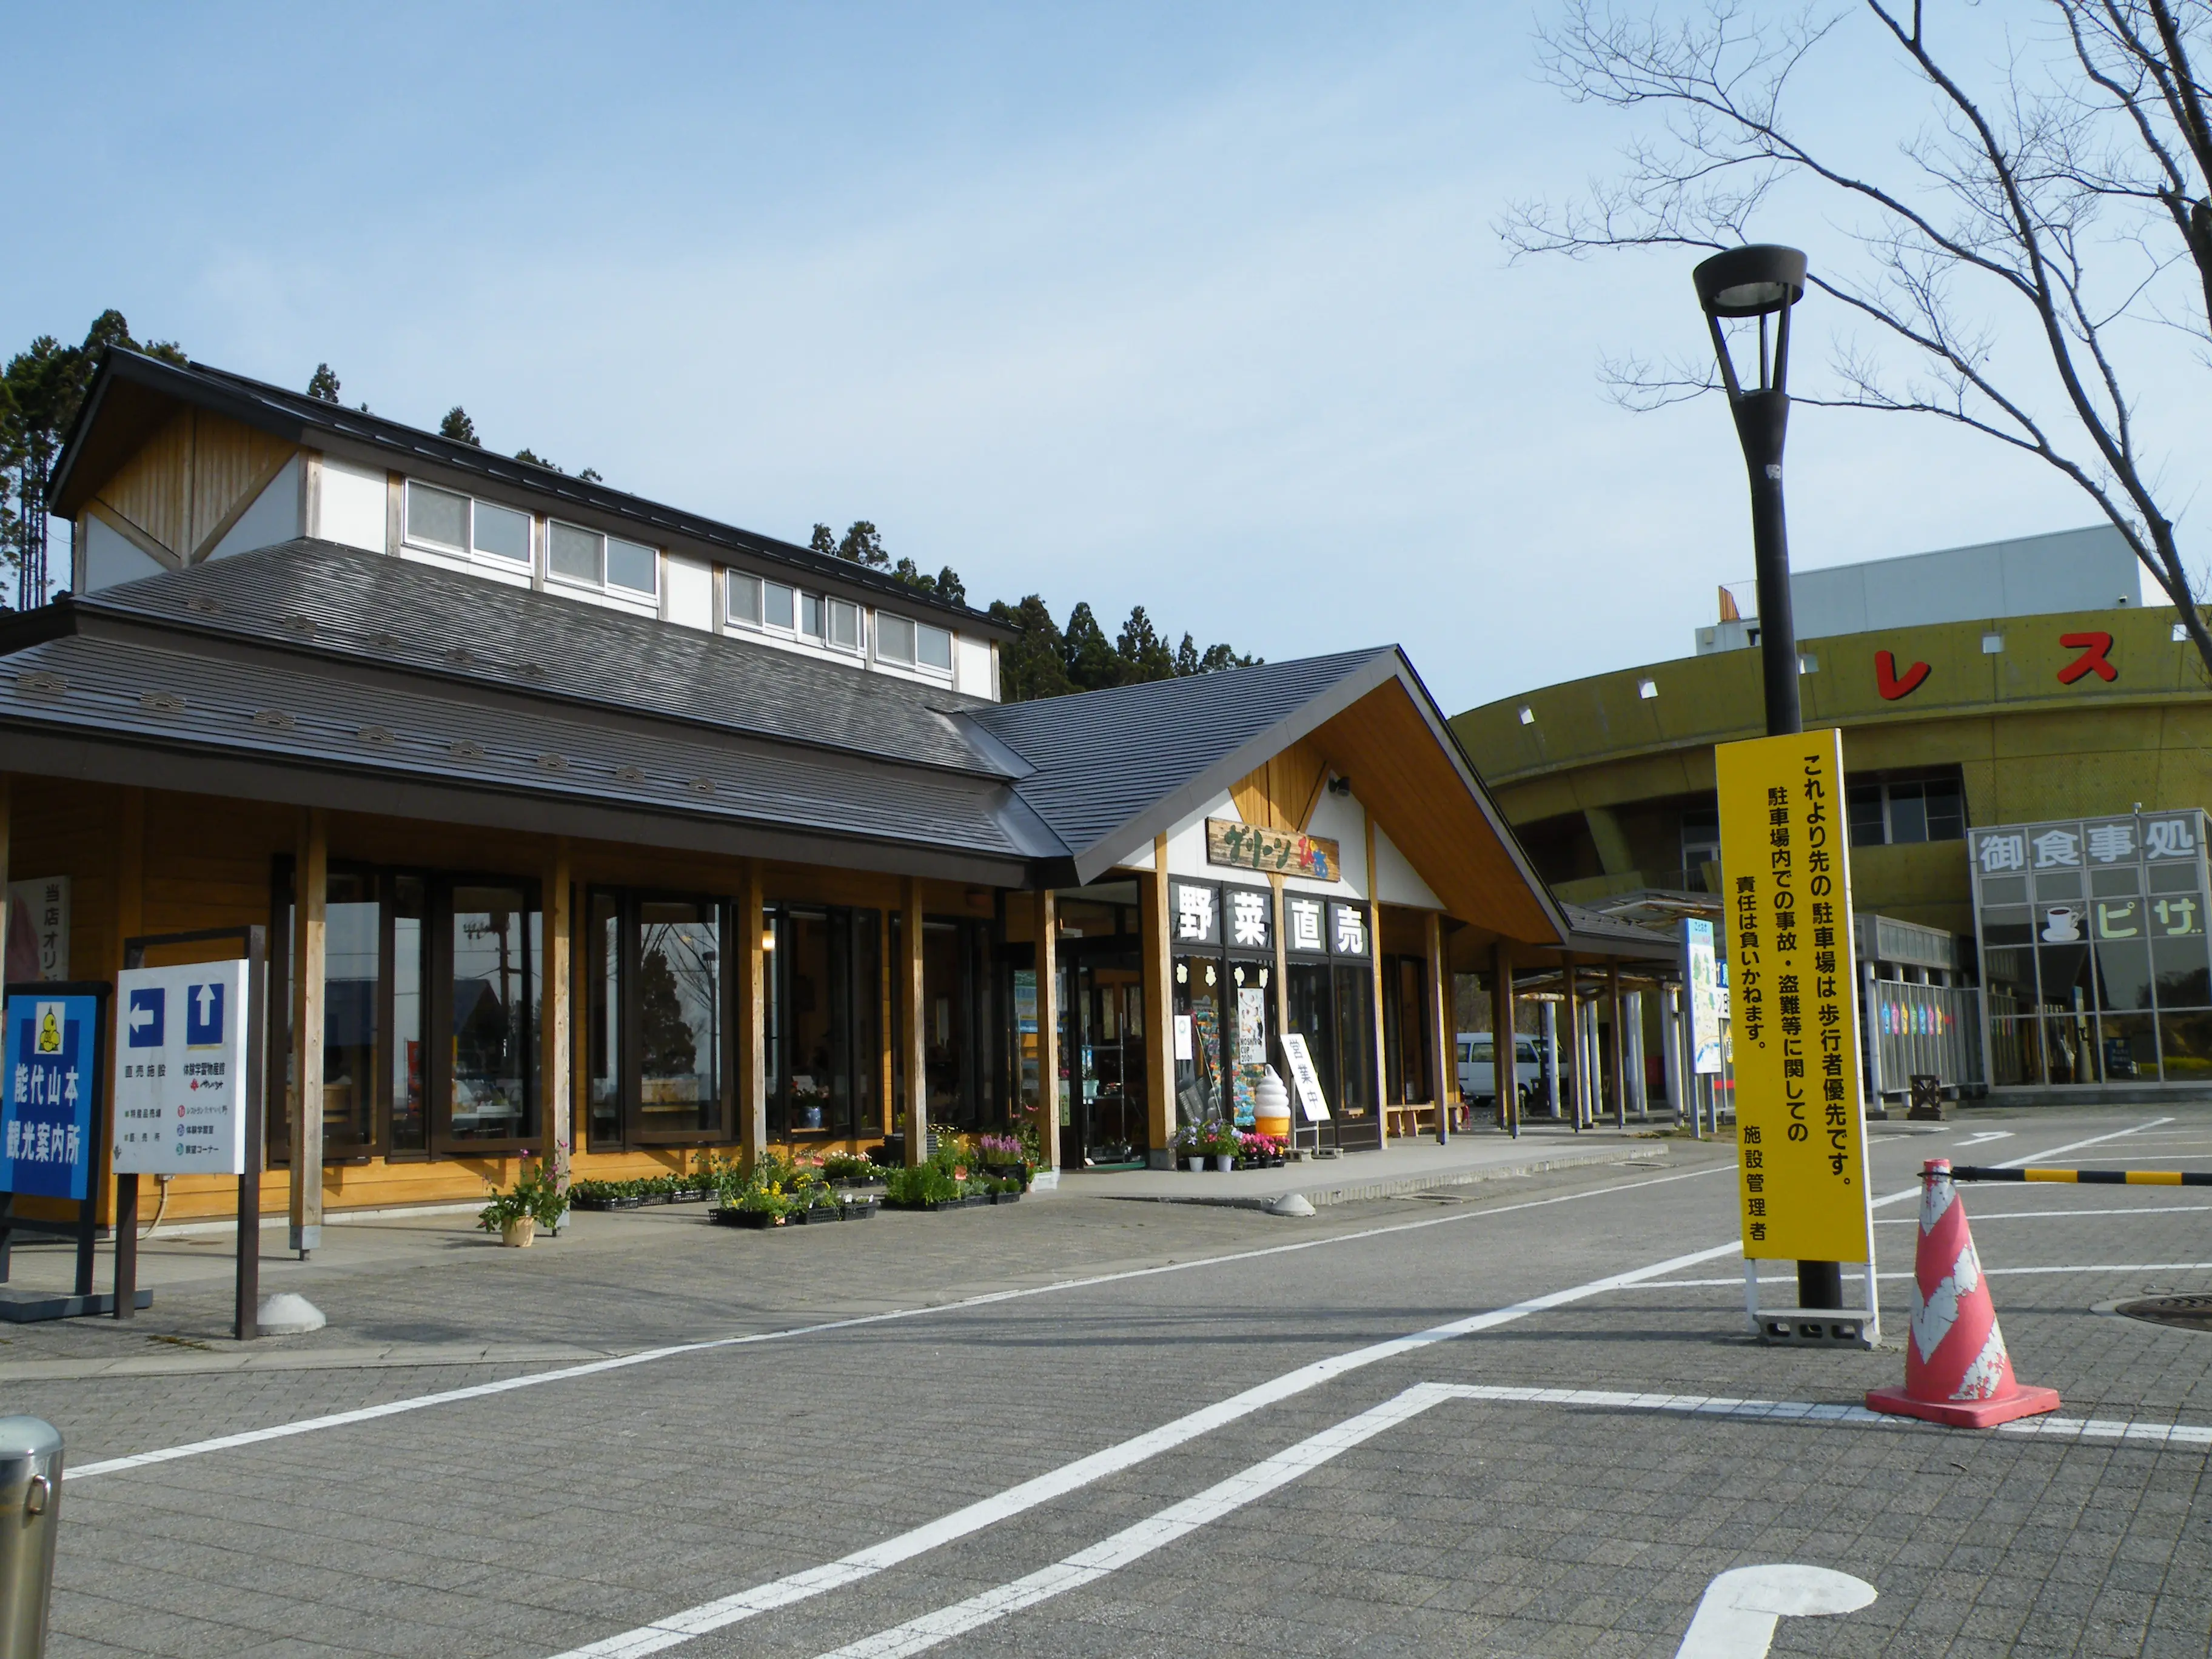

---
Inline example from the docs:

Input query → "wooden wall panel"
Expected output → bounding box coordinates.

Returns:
[1230,737,1329,831]
[90,407,296,563]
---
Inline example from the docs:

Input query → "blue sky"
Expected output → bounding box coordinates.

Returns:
[8,3,2202,712]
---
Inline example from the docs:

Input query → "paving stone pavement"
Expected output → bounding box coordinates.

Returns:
[28,1107,2212,1658]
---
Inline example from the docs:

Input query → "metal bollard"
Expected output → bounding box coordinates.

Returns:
[0,1418,61,1658]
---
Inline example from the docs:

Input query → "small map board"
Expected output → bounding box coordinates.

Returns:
[113,960,250,1176]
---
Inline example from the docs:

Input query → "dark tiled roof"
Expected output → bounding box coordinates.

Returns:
[0,631,1060,862]
[53,348,1007,632]
[72,540,1016,779]
[970,650,1395,864]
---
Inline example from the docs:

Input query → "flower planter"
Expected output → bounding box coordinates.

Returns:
[713,1208,787,1228]
[840,1199,880,1220]
[500,1217,536,1248]
[1185,1156,1205,1173]
[1212,1155,1235,1173]
[797,1205,843,1224]
[990,1190,1023,1205]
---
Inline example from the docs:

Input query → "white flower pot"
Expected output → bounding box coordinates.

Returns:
[1186,1156,1205,1173]
[501,1217,536,1248]
[1213,1155,1235,1173]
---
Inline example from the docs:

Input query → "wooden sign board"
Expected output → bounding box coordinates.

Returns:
[1207,819,1338,882]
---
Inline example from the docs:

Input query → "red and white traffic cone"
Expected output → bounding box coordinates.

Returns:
[1866,1158,2060,1429]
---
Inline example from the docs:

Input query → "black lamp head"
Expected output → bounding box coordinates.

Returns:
[1693,244,1807,320]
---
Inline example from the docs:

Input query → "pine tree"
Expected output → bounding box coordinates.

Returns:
[809,523,838,557]
[836,520,889,568]
[988,595,1075,700]
[306,363,341,402]
[1061,603,1121,691]
[440,407,479,445]
[1115,605,1177,683]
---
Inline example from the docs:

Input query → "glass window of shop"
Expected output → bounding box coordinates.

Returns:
[1170,880,1275,1131]
[771,905,881,1139]
[1284,894,1377,1148]
[271,866,531,1161]
[1381,953,1433,1105]
[1971,812,2210,1085]
[585,891,731,1148]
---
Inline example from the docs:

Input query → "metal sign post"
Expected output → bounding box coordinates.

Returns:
[120,927,267,1341]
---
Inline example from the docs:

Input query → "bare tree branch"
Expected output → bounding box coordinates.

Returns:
[1500,0,2212,673]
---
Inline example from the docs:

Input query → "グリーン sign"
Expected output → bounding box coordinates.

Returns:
[1205,819,1338,882]
[1715,728,1874,1264]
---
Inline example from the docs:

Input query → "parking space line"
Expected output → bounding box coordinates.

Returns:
[805,1376,2208,1659]
[1632,1262,2212,1287]
[67,1163,1727,1485]
[1875,1205,2212,1222]
[546,1237,1747,1658]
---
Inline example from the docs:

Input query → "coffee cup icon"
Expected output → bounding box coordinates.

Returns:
[2042,906,2083,943]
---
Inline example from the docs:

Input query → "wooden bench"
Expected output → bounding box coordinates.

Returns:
[1384,1103,1437,1140]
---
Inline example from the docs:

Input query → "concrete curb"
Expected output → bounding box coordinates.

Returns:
[1101,1141,1669,1211]
[0,1340,623,1384]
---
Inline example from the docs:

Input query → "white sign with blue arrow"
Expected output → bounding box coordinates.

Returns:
[113,959,250,1176]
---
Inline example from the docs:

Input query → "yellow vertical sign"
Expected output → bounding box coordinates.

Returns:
[1715,727,1875,1263]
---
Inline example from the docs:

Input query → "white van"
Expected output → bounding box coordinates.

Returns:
[1457,1031,1544,1109]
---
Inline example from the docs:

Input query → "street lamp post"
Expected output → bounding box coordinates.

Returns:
[1694,243,1842,1317]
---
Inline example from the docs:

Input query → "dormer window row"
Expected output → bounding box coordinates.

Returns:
[726,572,951,675]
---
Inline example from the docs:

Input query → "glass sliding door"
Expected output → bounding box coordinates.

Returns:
[323,872,380,1153]
[637,900,722,1138]
[445,883,539,1145]
[770,904,882,1140]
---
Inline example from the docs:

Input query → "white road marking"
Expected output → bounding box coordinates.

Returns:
[545,1240,1747,1659]
[1877,1205,2212,1222]
[1635,1263,2212,1288]
[1952,1131,2014,1147]
[67,1162,1728,1484]
[807,1370,2208,1659]
[1675,1565,1876,1659]
[813,1384,1464,1659]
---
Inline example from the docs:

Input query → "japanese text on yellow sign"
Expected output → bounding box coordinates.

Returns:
[1715,728,1875,1264]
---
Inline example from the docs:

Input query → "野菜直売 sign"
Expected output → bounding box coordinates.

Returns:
[0,991,100,1201]
[112,959,251,1176]
[1714,728,1875,1265]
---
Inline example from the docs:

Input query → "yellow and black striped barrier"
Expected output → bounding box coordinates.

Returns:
[1951,1166,2212,1187]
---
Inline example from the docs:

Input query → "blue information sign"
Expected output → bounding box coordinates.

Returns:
[1,992,98,1202]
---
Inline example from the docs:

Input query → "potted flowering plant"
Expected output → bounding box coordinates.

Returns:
[478,1159,569,1247]
[1202,1120,1241,1172]
[1174,1123,1207,1173]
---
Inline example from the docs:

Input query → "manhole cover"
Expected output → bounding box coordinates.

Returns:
[2116,1294,2212,1332]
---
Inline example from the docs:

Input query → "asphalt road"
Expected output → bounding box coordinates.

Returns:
[31,1108,2212,1658]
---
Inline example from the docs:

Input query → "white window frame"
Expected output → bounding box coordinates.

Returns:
[403,480,469,555]
[915,620,954,674]
[826,597,862,654]
[546,518,660,602]
[727,571,763,628]
[469,498,534,566]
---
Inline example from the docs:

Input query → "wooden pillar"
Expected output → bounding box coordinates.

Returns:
[540,838,572,1193]
[1034,888,1060,1171]
[1425,911,1450,1144]
[288,808,327,1255]
[1607,957,1626,1130]
[1365,813,1387,1139]
[739,860,768,1168]
[1490,939,1517,1138]
[900,875,926,1166]
[1139,835,1174,1168]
